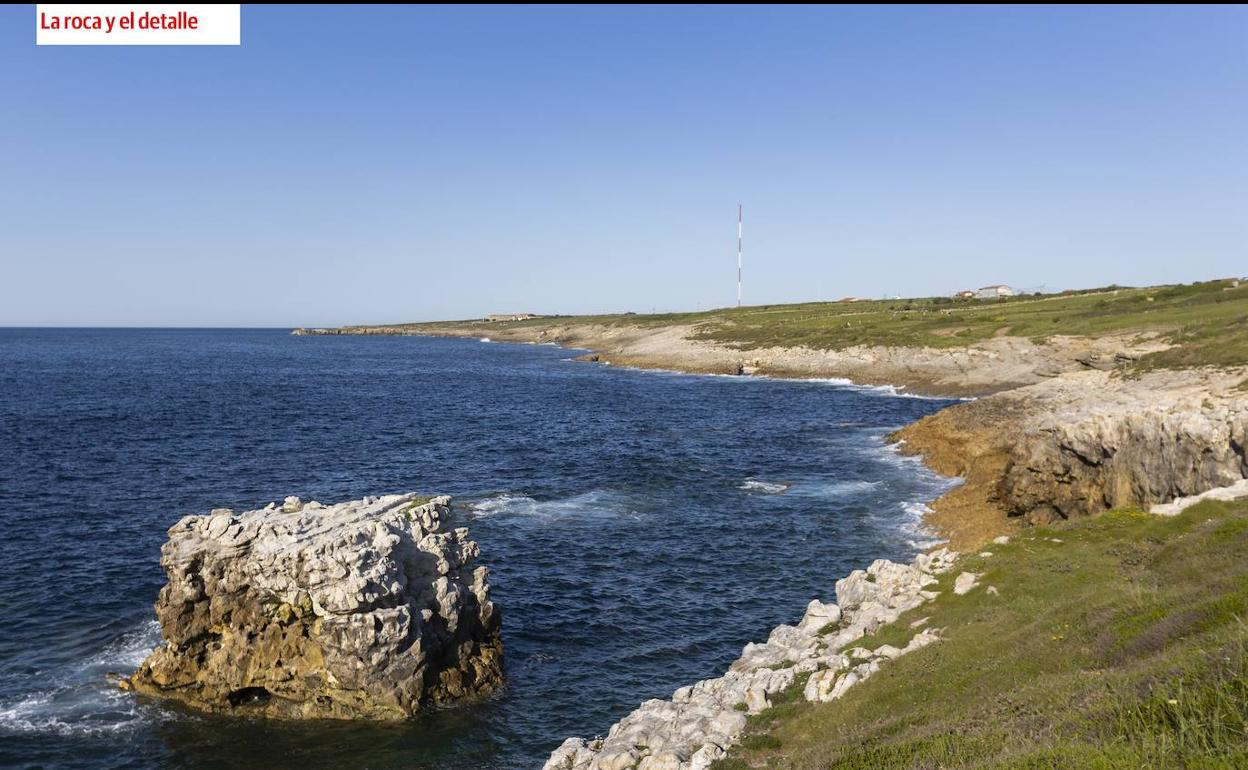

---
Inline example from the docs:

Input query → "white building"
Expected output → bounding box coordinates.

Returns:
[975,285,1015,299]
[484,313,540,322]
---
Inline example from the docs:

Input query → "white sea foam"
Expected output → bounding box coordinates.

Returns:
[479,337,492,343]
[739,479,791,494]
[804,377,969,401]
[899,501,946,549]
[0,620,161,736]
[786,479,883,500]
[469,490,638,520]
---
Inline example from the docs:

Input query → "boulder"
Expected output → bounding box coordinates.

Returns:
[124,493,502,719]
[953,571,980,595]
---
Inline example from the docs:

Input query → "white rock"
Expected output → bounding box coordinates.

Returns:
[688,744,724,770]
[830,671,860,699]
[953,572,980,595]
[543,547,960,769]
[803,668,838,702]
[1150,478,1248,516]
[797,599,841,633]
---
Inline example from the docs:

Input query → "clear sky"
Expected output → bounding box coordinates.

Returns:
[1,5,1245,326]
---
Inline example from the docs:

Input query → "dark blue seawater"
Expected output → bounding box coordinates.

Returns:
[0,329,956,770]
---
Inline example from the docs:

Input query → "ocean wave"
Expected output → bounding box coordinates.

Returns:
[0,621,161,736]
[899,501,946,550]
[0,689,147,736]
[803,377,964,401]
[468,490,639,520]
[786,479,883,500]
[739,479,791,494]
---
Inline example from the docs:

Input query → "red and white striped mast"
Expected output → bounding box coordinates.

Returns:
[736,204,743,307]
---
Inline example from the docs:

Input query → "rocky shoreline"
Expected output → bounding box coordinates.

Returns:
[293,321,1170,399]
[294,321,1248,550]
[288,320,1248,767]
[125,493,503,720]
[543,548,966,770]
[895,366,1248,549]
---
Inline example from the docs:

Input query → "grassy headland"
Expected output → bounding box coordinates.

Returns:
[717,499,1248,769]
[348,278,1248,371]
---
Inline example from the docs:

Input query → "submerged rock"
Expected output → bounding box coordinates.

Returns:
[125,493,502,719]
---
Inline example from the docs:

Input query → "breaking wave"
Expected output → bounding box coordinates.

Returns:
[739,479,791,494]
[468,489,641,520]
[0,621,161,737]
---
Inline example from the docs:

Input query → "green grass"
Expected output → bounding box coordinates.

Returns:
[714,499,1248,769]
[401,495,436,521]
[383,278,1248,369]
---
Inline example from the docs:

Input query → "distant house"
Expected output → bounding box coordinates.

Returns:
[837,296,869,303]
[484,313,540,322]
[975,285,1015,299]
[953,290,977,299]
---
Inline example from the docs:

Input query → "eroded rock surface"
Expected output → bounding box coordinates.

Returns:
[542,549,957,770]
[898,368,1248,543]
[125,493,502,719]
[997,369,1248,524]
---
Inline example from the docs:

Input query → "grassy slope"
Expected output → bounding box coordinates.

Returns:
[397,279,1248,369]
[716,500,1248,769]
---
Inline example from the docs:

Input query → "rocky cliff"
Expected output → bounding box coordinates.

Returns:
[999,370,1248,523]
[898,368,1248,536]
[124,493,502,719]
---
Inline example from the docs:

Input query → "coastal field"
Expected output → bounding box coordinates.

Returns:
[717,500,1248,769]
[338,278,1248,372]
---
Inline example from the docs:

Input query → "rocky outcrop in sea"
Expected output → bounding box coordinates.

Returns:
[124,493,502,719]
[543,548,959,770]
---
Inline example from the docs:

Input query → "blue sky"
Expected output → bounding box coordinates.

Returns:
[1,5,1245,326]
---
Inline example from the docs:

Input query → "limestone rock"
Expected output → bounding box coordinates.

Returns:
[997,370,1248,522]
[125,493,502,719]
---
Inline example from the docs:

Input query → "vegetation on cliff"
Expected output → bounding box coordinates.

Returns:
[714,499,1248,769]
[380,278,1248,369]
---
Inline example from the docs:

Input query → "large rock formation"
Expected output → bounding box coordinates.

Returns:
[996,370,1248,524]
[897,368,1248,537]
[124,493,502,719]
[543,549,958,770]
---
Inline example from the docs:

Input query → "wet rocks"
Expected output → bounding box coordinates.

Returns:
[542,549,957,770]
[125,493,502,719]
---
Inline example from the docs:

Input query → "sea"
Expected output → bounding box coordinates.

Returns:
[0,329,957,769]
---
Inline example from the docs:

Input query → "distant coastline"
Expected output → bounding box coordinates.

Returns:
[295,278,1248,552]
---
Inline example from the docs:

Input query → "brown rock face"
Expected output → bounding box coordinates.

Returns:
[1000,396,1248,523]
[125,493,503,719]
[898,369,1248,543]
